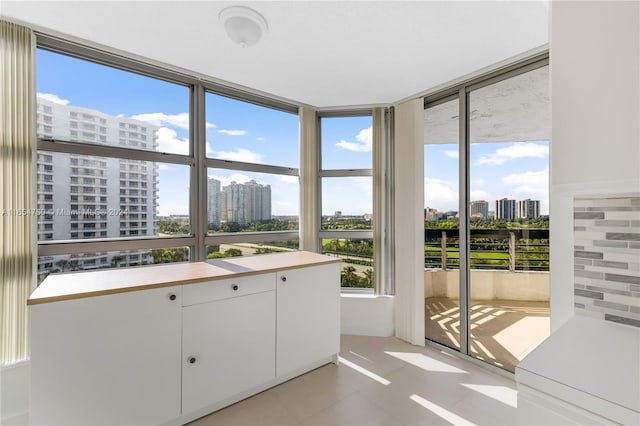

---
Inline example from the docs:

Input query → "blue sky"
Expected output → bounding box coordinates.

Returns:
[36,49,548,218]
[36,49,373,217]
[424,141,549,215]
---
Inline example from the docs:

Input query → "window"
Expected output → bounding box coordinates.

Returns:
[321,177,372,230]
[36,47,193,281]
[206,241,298,259]
[206,168,297,234]
[37,247,189,283]
[36,49,189,154]
[205,93,299,168]
[424,98,460,350]
[319,114,374,289]
[204,92,299,254]
[321,116,372,169]
[36,42,298,282]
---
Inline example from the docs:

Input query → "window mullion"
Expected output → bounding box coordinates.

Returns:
[458,88,470,356]
[192,84,206,261]
[37,139,194,165]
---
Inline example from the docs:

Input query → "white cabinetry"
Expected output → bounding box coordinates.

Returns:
[276,264,341,377]
[181,274,276,414]
[29,252,341,425]
[30,286,182,425]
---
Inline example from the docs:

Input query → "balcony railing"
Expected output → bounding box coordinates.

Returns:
[425,228,549,272]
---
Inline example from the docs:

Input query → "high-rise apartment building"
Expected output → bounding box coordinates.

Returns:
[518,199,540,219]
[470,200,489,219]
[244,179,271,223]
[495,198,516,220]
[219,180,271,225]
[207,178,221,226]
[36,97,159,280]
[220,181,246,224]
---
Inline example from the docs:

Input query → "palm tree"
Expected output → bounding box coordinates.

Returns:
[340,265,358,287]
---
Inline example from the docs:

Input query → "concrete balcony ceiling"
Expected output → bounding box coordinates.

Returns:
[425,66,550,144]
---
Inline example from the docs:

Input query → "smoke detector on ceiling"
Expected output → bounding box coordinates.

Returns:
[219,6,268,48]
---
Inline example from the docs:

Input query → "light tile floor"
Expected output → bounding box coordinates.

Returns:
[188,335,518,426]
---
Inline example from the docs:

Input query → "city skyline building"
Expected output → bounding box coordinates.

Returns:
[244,179,272,223]
[207,177,221,226]
[518,198,540,219]
[36,97,160,281]
[470,200,489,219]
[495,198,517,221]
[219,180,272,225]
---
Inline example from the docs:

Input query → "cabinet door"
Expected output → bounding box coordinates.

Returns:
[30,286,182,425]
[182,290,276,414]
[276,263,340,377]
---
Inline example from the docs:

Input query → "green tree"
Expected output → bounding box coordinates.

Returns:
[150,248,189,264]
[224,248,243,257]
[363,268,374,287]
[206,247,244,259]
[340,265,359,287]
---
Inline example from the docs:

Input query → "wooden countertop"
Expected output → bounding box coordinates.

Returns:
[28,251,341,305]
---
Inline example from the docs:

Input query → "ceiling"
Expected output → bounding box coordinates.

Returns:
[2,1,549,108]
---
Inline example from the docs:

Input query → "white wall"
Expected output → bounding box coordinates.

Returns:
[393,98,425,346]
[340,295,395,336]
[424,270,549,301]
[549,0,640,331]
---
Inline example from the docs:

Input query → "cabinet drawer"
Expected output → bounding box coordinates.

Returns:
[182,273,275,306]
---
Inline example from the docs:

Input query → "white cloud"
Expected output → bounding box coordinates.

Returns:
[205,142,213,156]
[475,142,548,166]
[156,127,189,155]
[502,168,548,196]
[211,148,263,163]
[256,137,265,141]
[470,189,493,201]
[207,172,253,188]
[502,167,549,214]
[130,112,215,130]
[335,126,372,153]
[443,150,459,159]
[424,178,458,212]
[218,129,247,136]
[37,93,69,105]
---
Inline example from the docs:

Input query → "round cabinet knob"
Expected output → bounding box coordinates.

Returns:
[232,284,239,291]
[169,294,177,301]
[281,276,287,282]
[189,357,196,364]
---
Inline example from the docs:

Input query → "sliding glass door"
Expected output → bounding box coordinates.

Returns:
[424,98,460,350]
[424,61,550,372]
